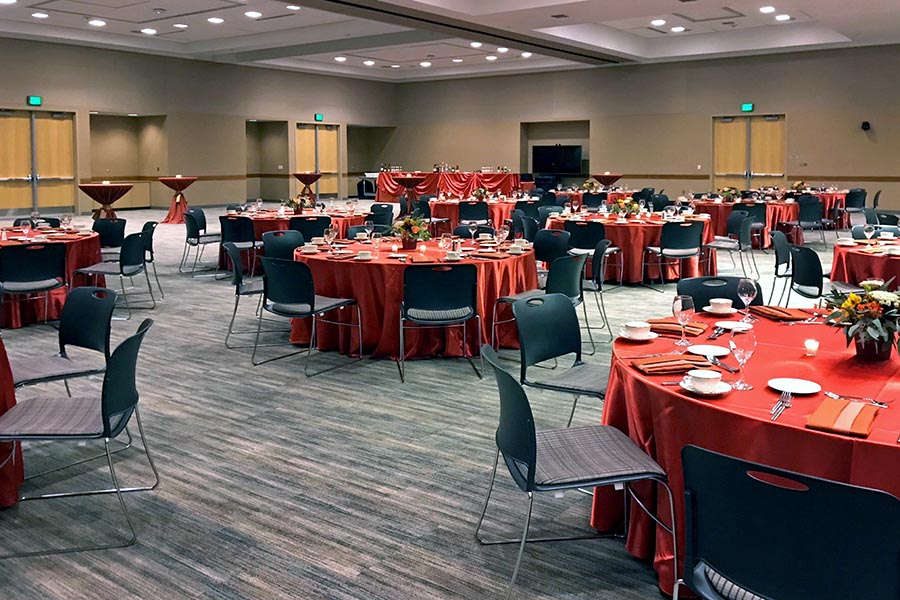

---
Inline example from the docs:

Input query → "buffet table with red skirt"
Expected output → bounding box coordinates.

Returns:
[376,172,522,203]
[830,242,900,285]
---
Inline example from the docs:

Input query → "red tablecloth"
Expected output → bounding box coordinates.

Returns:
[429,200,517,232]
[692,202,732,238]
[290,241,538,359]
[830,243,900,285]
[79,184,132,219]
[592,313,900,595]
[816,191,849,229]
[376,172,522,203]
[159,176,197,225]
[0,337,22,507]
[547,215,715,283]
[1,231,102,328]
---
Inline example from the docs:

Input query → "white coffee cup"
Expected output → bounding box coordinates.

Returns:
[446,250,462,260]
[478,233,492,240]
[513,238,527,247]
[355,232,369,240]
[311,236,325,244]
[507,246,524,255]
[301,243,317,253]
[623,321,652,339]
[880,231,895,239]
[684,369,722,394]
[357,250,373,259]
[708,298,733,313]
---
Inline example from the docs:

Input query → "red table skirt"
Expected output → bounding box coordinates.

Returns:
[429,201,517,232]
[289,244,538,359]
[376,172,522,203]
[830,244,900,285]
[0,337,22,507]
[161,194,189,225]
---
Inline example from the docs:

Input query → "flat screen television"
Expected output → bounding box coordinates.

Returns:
[532,145,582,174]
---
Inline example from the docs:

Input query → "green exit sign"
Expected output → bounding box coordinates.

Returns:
[741,103,754,113]
[26,95,42,107]
[314,113,324,122]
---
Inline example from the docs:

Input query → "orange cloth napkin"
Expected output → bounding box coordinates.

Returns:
[631,354,712,375]
[749,306,810,321]
[474,252,506,259]
[806,397,879,438]
[647,317,708,337]
[410,255,436,263]
[328,253,357,261]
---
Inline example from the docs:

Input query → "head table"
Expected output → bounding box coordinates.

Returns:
[831,241,900,286]
[290,239,538,359]
[376,172,522,203]
[591,311,900,595]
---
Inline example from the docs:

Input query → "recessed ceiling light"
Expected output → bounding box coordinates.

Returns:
[419,61,431,67]
[390,64,400,68]
[651,19,666,27]
[521,52,533,58]
[334,56,347,62]
[452,58,463,63]
[141,28,157,35]
[244,11,262,18]
[670,26,686,32]
[497,47,509,53]
[286,5,301,10]
[127,113,138,117]
[32,12,49,19]
[87,18,106,27]
[485,55,498,61]
[759,6,776,13]
[207,17,224,24]
[775,13,791,21]
[173,23,188,29]
[363,60,375,66]
[469,41,482,48]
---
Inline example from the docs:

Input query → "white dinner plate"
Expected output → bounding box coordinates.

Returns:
[444,257,463,262]
[687,345,730,358]
[460,247,478,252]
[332,249,354,255]
[299,250,319,255]
[354,256,374,262]
[9,236,30,241]
[617,330,659,342]
[703,306,738,315]
[768,378,822,395]
[714,321,754,331]
[680,379,732,397]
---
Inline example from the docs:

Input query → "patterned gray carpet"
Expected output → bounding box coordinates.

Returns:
[0,205,837,599]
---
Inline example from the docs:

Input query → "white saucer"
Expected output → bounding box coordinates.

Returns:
[836,241,856,247]
[703,306,738,315]
[617,330,659,342]
[460,247,478,252]
[444,256,463,262]
[332,249,354,255]
[479,242,499,247]
[680,379,732,397]
[768,378,821,395]
[687,344,730,358]
[354,256,374,261]
[714,321,754,331]
[9,236,30,241]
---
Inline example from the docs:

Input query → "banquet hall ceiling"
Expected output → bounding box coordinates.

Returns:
[0,0,897,81]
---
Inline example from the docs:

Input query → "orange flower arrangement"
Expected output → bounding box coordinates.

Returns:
[392,214,431,241]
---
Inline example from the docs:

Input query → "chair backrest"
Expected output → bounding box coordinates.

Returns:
[514,200,540,220]
[415,198,433,219]
[356,179,376,199]
[581,192,607,209]
[877,212,899,226]
[184,212,202,241]
[798,199,823,223]
[650,194,670,212]
[790,244,823,296]
[186,208,208,232]
[539,191,557,206]
[141,221,158,260]
[660,221,704,251]
[545,253,588,301]
[533,229,571,264]
[512,293,582,380]
[260,257,316,309]
[219,215,256,244]
[92,218,127,247]
[221,242,247,292]
[225,204,245,212]
[481,344,538,492]
[682,445,900,600]
[863,207,880,224]
[740,202,767,225]
[101,318,153,439]
[845,188,867,209]
[262,229,305,260]
[347,224,391,239]
[590,239,613,287]
[537,205,562,227]
[398,195,410,217]
[119,232,146,272]
[369,203,393,215]
[872,189,882,209]
[851,224,900,240]
[59,286,117,359]
[724,210,748,237]
[458,201,488,222]
[367,211,393,226]
[402,264,477,315]
[288,215,332,240]
[564,220,605,250]
[453,225,495,239]
[518,215,538,242]
[0,242,66,285]
[676,277,764,310]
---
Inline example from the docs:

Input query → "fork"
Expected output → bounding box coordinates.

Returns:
[824,391,889,409]
[772,392,793,420]
[770,390,790,415]
[707,327,726,340]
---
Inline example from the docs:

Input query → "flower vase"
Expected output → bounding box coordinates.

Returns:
[294,208,303,215]
[401,237,417,250]
[854,337,893,361]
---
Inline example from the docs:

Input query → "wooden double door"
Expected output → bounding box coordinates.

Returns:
[713,115,785,191]
[0,110,76,211]
[296,123,339,198]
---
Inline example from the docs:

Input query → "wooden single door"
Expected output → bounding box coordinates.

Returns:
[748,115,786,189]
[0,111,34,210]
[712,116,749,191]
[712,115,785,191]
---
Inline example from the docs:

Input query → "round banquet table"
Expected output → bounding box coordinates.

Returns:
[376,172,523,203]
[830,242,900,285]
[159,176,197,225]
[591,312,900,596]
[546,214,715,283]
[78,183,132,220]
[0,336,22,507]
[429,199,517,232]
[290,240,539,359]
[0,229,102,328]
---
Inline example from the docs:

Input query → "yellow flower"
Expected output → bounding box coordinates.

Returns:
[841,293,861,309]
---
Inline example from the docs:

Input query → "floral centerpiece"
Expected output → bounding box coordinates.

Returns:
[472,187,489,201]
[791,180,807,192]
[582,178,601,193]
[282,194,315,214]
[825,278,900,361]
[392,214,432,249]
[718,187,740,201]
[610,197,640,216]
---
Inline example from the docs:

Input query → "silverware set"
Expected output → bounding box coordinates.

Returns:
[707,355,739,373]
[771,391,793,420]
[707,327,725,340]
[782,316,821,326]
[823,390,889,409]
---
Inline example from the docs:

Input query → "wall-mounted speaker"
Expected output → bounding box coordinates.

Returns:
[861,121,872,131]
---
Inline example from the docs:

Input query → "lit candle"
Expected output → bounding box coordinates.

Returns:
[418,243,426,255]
[101,180,110,185]
[804,339,819,356]
[391,244,398,253]
[604,171,610,175]
[175,174,182,178]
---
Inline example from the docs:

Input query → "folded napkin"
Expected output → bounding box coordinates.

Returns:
[410,255,435,263]
[806,397,879,438]
[749,305,810,321]
[0,240,21,247]
[631,354,712,375]
[328,253,357,261]
[860,247,887,255]
[647,317,708,337]
[474,252,506,259]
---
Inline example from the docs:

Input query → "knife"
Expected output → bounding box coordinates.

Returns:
[707,327,726,340]
[708,356,739,373]
[823,391,888,408]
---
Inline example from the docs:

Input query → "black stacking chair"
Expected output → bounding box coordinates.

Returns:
[702,212,758,278]
[739,202,768,250]
[476,344,677,600]
[539,191,557,206]
[74,232,156,319]
[92,218,127,261]
[863,207,879,224]
[252,258,361,375]
[788,245,862,304]
[347,224,391,239]
[366,211,393,227]
[415,198,449,233]
[514,200,540,221]
[584,240,617,341]
[512,293,606,427]
[851,224,900,240]
[642,221,705,290]
[398,195,411,217]
[581,192,607,211]
[0,319,159,558]
[288,215,332,241]
[369,202,394,216]
[532,229,570,273]
[219,215,263,278]
[675,445,900,600]
[877,212,899,226]
[768,230,793,305]
[676,276,764,312]
[779,195,828,245]
[649,194,670,212]
[564,220,623,287]
[399,264,481,382]
[453,224,495,239]
[837,188,867,224]
[262,229,305,260]
[0,242,67,325]
[222,242,274,350]
[225,204,245,212]
[536,205,562,227]
[138,221,164,298]
[872,190,882,209]
[458,201,489,225]
[15,217,61,228]
[180,208,220,275]
[356,179,376,200]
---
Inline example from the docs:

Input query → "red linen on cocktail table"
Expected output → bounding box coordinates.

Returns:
[592,173,623,187]
[79,183,132,219]
[290,240,538,359]
[393,175,428,206]
[831,243,900,285]
[293,173,322,203]
[0,337,22,507]
[159,176,197,225]
[591,313,900,596]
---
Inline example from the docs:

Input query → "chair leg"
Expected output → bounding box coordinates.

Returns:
[580,301,596,356]
[104,439,138,548]
[398,312,406,383]
[594,292,613,342]
[151,261,164,299]
[474,447,501,544]
[225,295,241,349]
[23,425,133,484]
[143,269,157,309]
[303,315,317,376]
[118,276,132,320]
[505,493,535,600]
[567,395,581,428]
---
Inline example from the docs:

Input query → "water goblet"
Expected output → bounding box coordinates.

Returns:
[256,197,263,211]
[672,294,694,347]
[496,224,510,244]
[564,201,572,214]
[729,329,757,390]
[364,220,375,239]
[863,224,876,240]
[467,221,478,242]
[371,232,382,256]
[737,278,758,322]
[323,227,337,254]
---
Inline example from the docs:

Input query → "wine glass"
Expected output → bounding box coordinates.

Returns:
[564,201,572,215]
[30,211,41,228]
[672,295,695,347]
[371,232,382,256]
[61,213,73,229]
[323,227,337,254]
[256,197,263,211]
[863,224,876,241]
[737,278,758,322]
[638,198,646,213]
[440,233,452,252]
[468,221,478,242]
[729,329,757,390]
[364,220,375,239]
[496,224,510,245]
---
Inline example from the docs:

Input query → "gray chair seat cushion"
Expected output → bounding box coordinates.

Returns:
[405,306,474,322]
[703,239,740,250]
[189,234,221,245]
[0,396,102,438]
[1,278,64,294]
[533,425,664,486]
[10,354,105,387]
[704,567,765,600]
[646,246,700,258]
[530,362,607,397]
[267,295,354,317]
[75,262,142,276]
